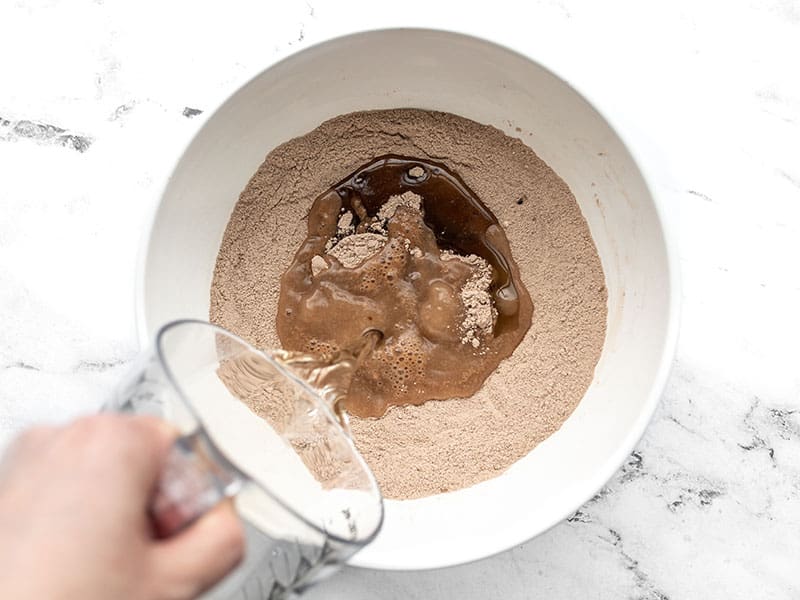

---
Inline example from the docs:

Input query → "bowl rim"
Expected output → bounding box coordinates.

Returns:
[134,26,681,570]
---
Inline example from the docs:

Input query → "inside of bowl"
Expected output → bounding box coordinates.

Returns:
[142,29,674,570]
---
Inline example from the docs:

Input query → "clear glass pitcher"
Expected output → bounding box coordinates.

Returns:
[106,320,383,599]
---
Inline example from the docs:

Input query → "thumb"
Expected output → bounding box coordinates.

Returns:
[149,501,245,600]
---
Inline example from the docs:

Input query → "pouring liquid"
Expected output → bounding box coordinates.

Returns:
[273,329,383,430]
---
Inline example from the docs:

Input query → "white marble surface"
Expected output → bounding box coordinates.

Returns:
[1,1,799,598]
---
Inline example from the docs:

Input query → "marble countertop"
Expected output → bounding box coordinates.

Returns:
[1,1,798,598]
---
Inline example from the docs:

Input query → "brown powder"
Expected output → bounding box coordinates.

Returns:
[444,252,495,348]
[325,232,386,268]
[210,109,607,499]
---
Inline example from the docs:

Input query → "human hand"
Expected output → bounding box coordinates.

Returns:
[0,415,244,599]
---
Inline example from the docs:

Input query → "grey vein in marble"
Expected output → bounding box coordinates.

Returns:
[74,358,129,373]
[0,115,92,152]
[182,106,203,118]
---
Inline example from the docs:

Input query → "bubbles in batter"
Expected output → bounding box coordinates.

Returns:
[277,156,533,417]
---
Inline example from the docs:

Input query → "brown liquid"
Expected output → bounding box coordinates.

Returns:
[277,156,533,417]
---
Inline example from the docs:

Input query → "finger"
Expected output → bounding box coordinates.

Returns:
[108,415,179,492]
[125,414,180,465]
[149,500,245,600]
[61,415,178,502]
[122,416,185,515]
[6,425,58,454]
[0,426,57,477]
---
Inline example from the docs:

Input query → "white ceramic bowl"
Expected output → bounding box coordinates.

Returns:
[137,29,679,571]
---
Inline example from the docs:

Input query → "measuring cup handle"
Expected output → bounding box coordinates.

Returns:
[150,431,242,538]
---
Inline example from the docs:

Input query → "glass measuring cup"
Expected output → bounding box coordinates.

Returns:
[106,320,383,599]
